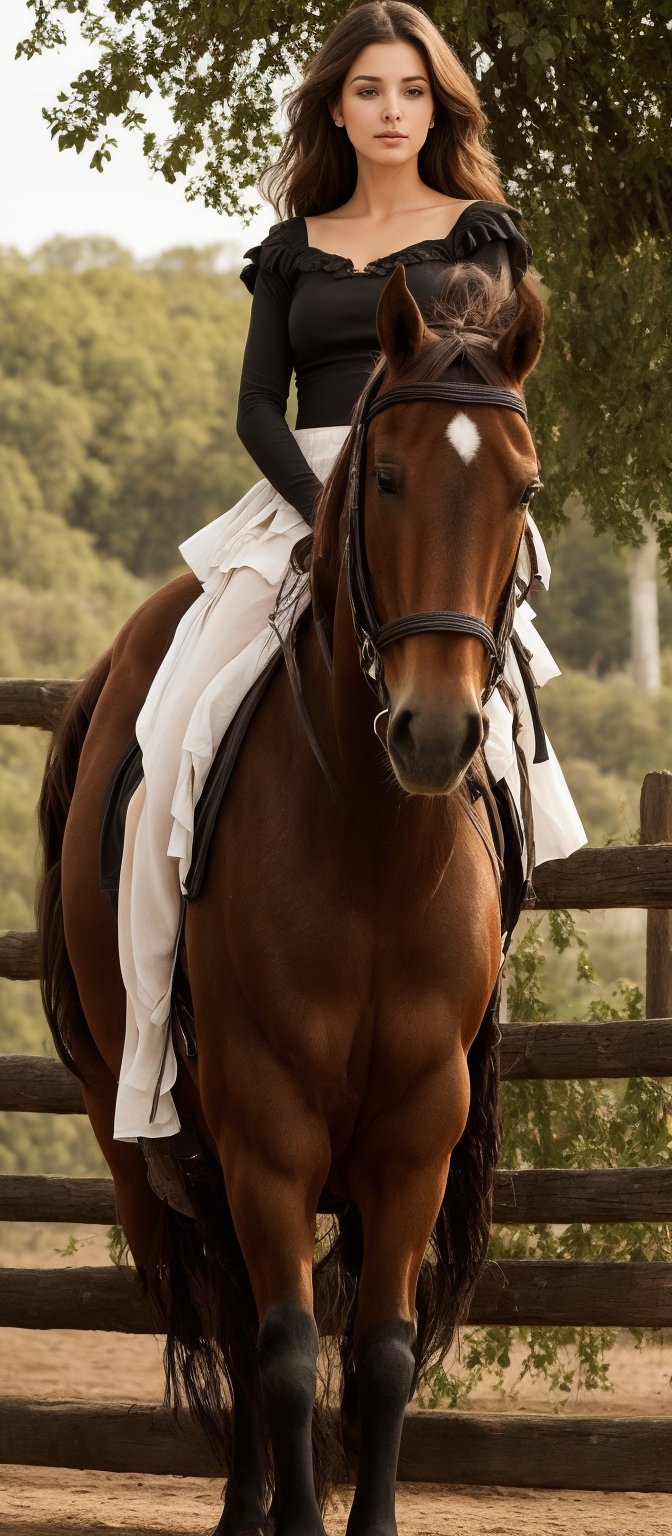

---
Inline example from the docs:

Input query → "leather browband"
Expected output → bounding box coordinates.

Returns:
[364,380,528,423]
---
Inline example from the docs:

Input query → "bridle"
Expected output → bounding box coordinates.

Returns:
[271,367,545,802]
[344,373,537,708]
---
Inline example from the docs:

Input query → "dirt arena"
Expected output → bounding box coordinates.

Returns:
[1,1231,671,1534]
[3,1467,672,1536]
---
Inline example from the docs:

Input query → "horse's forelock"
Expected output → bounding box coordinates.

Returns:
[416,261,520,388]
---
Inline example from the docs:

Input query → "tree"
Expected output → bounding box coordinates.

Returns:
[629,526,661,692]
[15,1,672,569]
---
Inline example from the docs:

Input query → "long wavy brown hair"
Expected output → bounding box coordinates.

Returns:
[260,0,507,217]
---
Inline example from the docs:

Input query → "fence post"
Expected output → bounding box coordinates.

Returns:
[641,771,672,1019]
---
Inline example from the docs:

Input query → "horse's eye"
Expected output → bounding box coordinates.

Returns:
[375,465,400,496]
[520,476,543,506]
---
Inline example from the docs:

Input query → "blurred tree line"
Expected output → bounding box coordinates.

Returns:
[0,240,254,576]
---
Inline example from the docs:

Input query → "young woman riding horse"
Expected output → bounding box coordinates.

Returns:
[38,3,585,1533]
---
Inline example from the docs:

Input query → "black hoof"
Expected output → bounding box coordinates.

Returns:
[212,1495,269,1536]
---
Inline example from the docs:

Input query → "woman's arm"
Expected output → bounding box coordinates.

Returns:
[236,266,323,524]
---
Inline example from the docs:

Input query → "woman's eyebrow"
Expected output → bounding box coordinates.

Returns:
[349,74,429,83]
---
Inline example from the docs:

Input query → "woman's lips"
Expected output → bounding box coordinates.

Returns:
[376,133,407,141]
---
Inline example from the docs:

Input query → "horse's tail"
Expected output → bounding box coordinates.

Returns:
[151,1190,265,1499]
[36,649,113,1076]
[415,981,502,1377]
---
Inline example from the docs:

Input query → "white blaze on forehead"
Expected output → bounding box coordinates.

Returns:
[445,412,480,465]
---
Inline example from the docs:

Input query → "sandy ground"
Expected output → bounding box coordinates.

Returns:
[2,1467,672,1536]
[2,1229,672,1533]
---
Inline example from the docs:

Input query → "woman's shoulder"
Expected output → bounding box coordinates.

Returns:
[447,200,533,285]
[239,217,307,294]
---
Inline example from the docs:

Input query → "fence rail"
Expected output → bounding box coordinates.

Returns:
[3,1167,672,1227]
[2,1022,671,1120]
[1,1261,671,1332]
[0,676,77,730]
[2,1397,670,1490]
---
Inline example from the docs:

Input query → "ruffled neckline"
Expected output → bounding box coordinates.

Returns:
[287,200,522,279]
[239,200,532,294]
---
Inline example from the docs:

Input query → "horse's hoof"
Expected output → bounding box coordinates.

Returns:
[210,1512,269,1536]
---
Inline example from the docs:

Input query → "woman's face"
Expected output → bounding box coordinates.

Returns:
[333,39,435,167]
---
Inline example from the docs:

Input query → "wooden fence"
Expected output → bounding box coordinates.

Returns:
[1,676,672,1490]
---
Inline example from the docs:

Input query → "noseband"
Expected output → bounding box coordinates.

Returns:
[345,375,531,707]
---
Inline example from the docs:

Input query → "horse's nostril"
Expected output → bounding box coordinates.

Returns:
[464,710,484,757]
[390,707,414,755]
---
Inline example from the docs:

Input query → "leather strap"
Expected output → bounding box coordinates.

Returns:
[376,611,502,663]
[365,380,528,422]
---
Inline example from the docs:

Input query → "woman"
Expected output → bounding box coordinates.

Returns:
[114,0,585,1143]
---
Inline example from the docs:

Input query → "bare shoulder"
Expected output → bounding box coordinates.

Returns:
[426,194,480,214]
[309,196,479,225]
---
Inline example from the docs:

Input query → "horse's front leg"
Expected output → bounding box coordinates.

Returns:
[208,1089,331,1536]
[343,1053,470,1536]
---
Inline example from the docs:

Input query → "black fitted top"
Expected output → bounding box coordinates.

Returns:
[236,200,532,523]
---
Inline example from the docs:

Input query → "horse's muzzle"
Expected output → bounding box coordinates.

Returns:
[386,698,484,795]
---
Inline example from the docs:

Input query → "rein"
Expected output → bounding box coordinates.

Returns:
[345,374,531,708]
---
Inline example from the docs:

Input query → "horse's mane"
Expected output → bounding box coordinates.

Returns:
[309,263,528,585]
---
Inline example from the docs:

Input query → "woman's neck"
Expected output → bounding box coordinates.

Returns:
[339,158,438,221]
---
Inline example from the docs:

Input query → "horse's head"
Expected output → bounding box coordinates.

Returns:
[348,259,544,796]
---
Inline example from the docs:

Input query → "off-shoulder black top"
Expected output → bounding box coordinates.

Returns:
[236,200,532,522]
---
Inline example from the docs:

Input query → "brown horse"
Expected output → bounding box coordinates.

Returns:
[37,260,543,1536]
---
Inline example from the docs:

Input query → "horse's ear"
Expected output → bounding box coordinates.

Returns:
[376,263,426,373]
[494,274,545,386]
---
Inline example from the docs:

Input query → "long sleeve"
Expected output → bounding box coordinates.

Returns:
[236,265,323,524]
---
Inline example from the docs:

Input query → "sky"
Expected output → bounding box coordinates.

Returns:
[1,0,275,261]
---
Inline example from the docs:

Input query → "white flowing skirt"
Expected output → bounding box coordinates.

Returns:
[114,424,586,1144]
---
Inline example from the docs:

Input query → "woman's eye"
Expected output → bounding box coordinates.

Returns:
[357,88,424,98]
[375,467,399,495]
